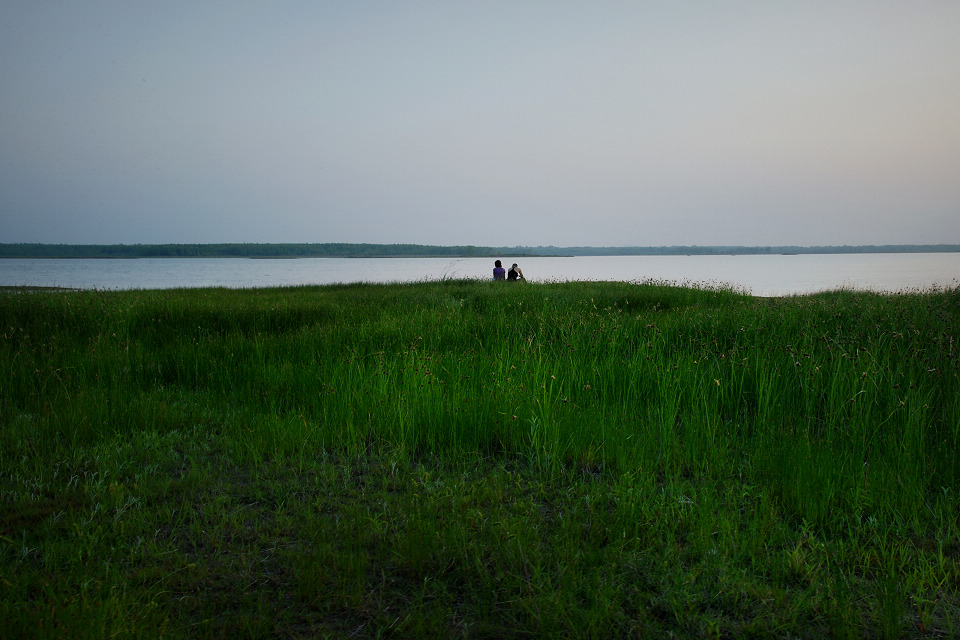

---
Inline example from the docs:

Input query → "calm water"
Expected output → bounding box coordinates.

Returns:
[1,253,958,297]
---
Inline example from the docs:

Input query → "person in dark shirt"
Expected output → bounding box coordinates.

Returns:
[493,260,506,281]
[507,263,525,281]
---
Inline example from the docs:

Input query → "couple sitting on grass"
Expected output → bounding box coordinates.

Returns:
[493,260,525,282]
[493,260,526,282]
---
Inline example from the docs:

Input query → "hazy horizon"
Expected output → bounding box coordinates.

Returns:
[4,240,960,251]
[3,3,959,247]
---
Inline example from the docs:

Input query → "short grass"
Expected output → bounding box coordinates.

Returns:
[1,279,958,638]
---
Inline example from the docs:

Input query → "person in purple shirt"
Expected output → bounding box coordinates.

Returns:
[493,260,506,281]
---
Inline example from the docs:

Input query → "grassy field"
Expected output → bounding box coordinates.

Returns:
[1,279,958,638]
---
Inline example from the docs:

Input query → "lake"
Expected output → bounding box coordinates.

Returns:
[1,253,958,297]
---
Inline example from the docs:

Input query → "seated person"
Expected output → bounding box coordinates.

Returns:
[507,263,525,281]
[493,259,506,280]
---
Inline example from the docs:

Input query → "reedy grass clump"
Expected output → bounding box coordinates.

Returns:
[1,280,958,638]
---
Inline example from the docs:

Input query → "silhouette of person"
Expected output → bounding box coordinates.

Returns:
[507,263,525,281]
[493,259,506,281]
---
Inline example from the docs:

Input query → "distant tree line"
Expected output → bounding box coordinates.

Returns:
[1,243,958,259]
[515,245,960,256]
[0,243,506,258]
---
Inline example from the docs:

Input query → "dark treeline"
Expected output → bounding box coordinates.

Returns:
[2,242,959,258]
[0,243,506,258]
[536,244,960,256]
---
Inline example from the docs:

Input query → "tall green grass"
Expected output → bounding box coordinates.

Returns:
[2,280,958,637]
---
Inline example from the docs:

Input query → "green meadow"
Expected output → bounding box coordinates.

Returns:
[2,279,958,638]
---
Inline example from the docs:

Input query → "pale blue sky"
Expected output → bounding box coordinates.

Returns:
[2,2,958,247]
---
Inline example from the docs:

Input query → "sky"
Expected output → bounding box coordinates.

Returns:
[2,2,959,248]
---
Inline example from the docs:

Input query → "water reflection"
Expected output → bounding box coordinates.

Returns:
[1,253,958,297]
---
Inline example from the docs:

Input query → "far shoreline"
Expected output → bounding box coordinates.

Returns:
[2,242,958,260]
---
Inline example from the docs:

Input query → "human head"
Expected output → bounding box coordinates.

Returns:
[512,263,518,269]
[495,260,502,268]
